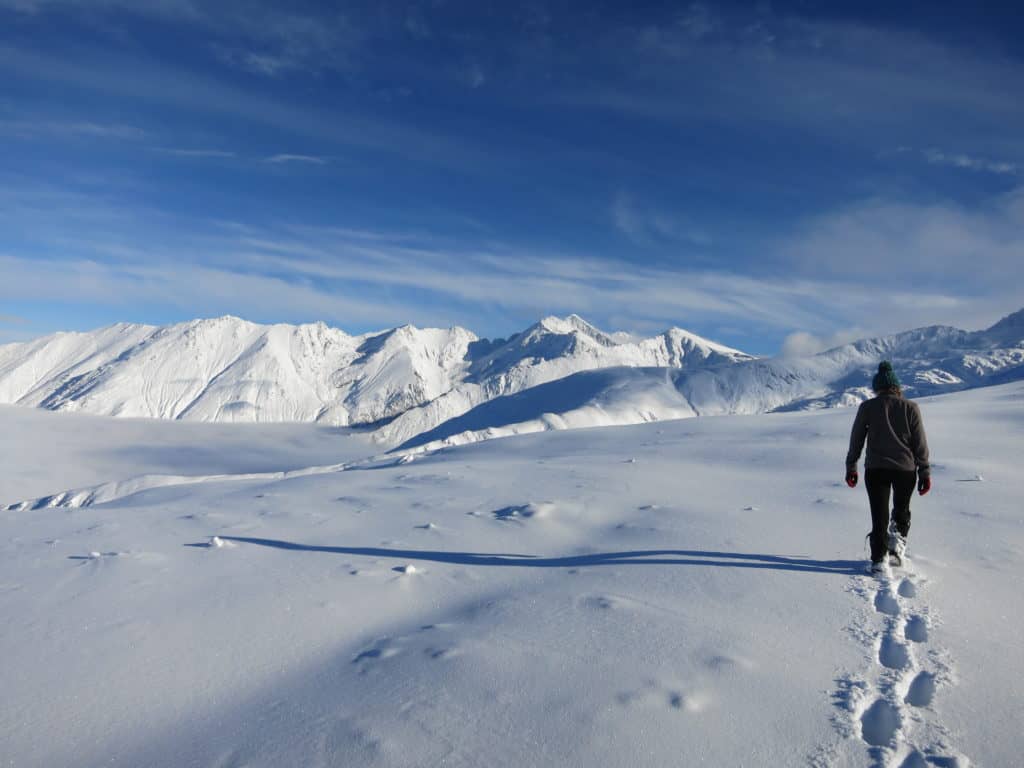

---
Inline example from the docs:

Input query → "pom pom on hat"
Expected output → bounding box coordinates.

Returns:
[872,360,901,392]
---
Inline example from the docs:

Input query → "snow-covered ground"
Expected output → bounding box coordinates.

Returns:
[2,382,1021,766]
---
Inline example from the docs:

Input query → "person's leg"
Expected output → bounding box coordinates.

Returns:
[864,469,891,562]
[891,470,916,539]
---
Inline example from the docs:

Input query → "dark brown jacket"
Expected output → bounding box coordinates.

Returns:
[846,391,930,477]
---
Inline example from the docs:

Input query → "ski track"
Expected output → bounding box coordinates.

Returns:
[824,557,971,768]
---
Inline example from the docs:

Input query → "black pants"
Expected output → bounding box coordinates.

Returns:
[865,468,916,562]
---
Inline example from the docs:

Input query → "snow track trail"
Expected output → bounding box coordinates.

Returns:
[823,558,970,768]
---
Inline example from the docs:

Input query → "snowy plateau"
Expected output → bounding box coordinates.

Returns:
[1,312,1023,767]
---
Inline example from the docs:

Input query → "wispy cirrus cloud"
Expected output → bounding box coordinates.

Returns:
[888,146,1020,175]
[611,193,711,248]
[3,188,1014,350]
[559,5,1024,159]
[264,153,327,165]
[153,147,235,158]
[0,117,146,140]
[2,0,361,77]
[0,44,493,172]
[0,0,198,15]
[921,148,1019,175]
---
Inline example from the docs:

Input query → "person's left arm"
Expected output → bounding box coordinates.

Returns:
[909,402,931,494]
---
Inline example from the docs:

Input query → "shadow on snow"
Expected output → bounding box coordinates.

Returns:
[211,536,863,575]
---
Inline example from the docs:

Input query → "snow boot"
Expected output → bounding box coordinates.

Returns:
[868,559,891,577]
[888,519,907,566]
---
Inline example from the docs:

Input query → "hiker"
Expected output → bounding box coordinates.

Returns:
[845,361,931,574]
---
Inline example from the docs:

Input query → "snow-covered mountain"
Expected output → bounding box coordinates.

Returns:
[1,309,1021,447]
[369,309,1024,447]
[0,314,750,432]
[675,308,1024,417]
[0,317,476,425]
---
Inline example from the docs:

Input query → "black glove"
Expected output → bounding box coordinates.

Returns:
[918,475,931,496]
[845,468,858,488]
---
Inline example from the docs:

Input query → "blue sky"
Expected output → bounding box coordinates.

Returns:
[1,0,1022,354]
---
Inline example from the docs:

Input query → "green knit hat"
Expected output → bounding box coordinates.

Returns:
[872,361,901,392]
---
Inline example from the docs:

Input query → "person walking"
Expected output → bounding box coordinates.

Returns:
[845,361,931,574]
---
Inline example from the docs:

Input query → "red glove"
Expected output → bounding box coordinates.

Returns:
[845,469,858,488]
[918,475,931,496]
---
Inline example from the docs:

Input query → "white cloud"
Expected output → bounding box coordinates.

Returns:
[2,0,358,77]
[0,253,401,329]
[0,0,198,14]
[776,187,1024,335]
[264,154,327,165]
[1,177,1020,350]
[922,148,1018,175]
[563,8,1024,160]
[782,188,1024,283]
[780,328,866,357]
[154,147,235,158]
[611,193,711,247]
[0,118,146,140]
[0,45,485,171]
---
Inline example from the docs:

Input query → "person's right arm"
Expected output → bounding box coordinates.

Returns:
[846,401,869,472]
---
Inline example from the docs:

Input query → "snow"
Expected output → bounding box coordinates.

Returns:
[2,379,1021,766]
[0,313,752,440]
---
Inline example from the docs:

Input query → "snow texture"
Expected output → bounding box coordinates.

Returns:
[1,378,1021,767]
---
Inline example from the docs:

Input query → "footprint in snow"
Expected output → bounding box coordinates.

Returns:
[860,699,900,747]
[874,588,901,617]
[904,672,936,708]
[878,635,912,670]
[904,615,928,643]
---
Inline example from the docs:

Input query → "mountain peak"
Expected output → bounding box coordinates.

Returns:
[535,314,602,336]
[985,307,1024,344]
[663,326,754,360]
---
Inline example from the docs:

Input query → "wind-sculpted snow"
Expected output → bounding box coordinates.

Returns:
[1,310,1022,448]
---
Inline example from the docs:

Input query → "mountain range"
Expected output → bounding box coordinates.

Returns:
[2,309,1021,449]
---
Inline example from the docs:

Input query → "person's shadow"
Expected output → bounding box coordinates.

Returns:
[203,536,863,576]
